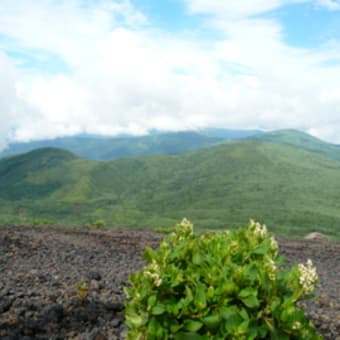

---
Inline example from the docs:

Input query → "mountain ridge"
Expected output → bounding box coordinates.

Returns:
[0,129,260,160]
[249,129,340,161]
[1,135,340,239]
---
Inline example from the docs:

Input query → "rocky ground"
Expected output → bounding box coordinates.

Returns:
[0,225,339,339]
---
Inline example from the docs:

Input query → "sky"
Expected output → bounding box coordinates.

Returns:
[1,0,340,149]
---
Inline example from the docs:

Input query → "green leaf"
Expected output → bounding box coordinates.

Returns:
[143,246,155,261]
[222,280,237,295]
[147,317,159,336]
[183,320,204,332]
[125,314,144,328]
[151,304,166,315]
[238,320,249,334]
[193,252,202,265]
[202,315,221,330]
[239,308,249,321]
[220,306,238,320]
[185,285,194,303]
[170,321,182,333]
[241,295,260,308]
[207,286,215,298]
[247,327,260,340]
[195,285,207,309]
[147,295,157,308]
[225,314,243,333]
[280,305,295,322]
[254,239,270,255]
[244,264,258,281]
[239,287,257,298]
[264,318,275,332]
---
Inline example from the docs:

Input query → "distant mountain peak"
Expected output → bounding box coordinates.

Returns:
[0,129,260,161]
[23,147,77,159]
[249,128,340,161]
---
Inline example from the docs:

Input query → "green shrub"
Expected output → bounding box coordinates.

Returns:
[92,220,106,227]
[125,219,321,339]
[32,219,52,226]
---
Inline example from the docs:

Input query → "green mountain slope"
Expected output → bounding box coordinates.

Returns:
[1,141,340,239]
[250,129,340,161]
[0,148,79,201]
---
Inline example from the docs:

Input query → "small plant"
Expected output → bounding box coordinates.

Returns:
[125,219,321,339]
[32,219,41,227]
[77,282,89,303]
[92,220,106,228]
[32,219,52,226]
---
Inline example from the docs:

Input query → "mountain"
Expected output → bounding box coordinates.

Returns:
[249,129,340,161]
[0,129,260,161]
[203,128,261,139]
[0,148,78,200]
[1,139,340,239]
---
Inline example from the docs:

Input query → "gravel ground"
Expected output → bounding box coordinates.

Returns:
[0,225,339,339]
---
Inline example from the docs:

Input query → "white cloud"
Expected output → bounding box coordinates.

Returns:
[184,0,340,16]
[0,0,147,68]
[0,52,22,148]
[181,0,340,141]
[184,0,310,18]
[0,0,340,149]
[316,0,340,10]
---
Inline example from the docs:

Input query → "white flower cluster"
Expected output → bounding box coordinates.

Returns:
[292,321,301,330]
[149,259,160,272]
[144,270,162,287]
[270,236,278,254]
[169,218,194,244]
[250,219,267,238]
[229,240,239,255]
[179,217,194,235]
[298,259,318,294]
[143,260,162,287]
[265,256,277,281]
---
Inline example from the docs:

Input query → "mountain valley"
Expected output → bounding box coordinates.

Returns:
[0,129,340,239]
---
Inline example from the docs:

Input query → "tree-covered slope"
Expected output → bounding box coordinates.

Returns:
[1,141,340,239]
[250,129,340,161]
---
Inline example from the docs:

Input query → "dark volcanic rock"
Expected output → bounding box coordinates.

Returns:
[0,225,339,339]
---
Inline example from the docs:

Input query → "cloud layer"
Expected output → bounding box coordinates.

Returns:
[0,0,340,148]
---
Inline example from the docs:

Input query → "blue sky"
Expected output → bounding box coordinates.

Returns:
[4,1,339,70]
[131,0,198,31]
[0,0,340,148]
[130,0,340,48]
[267,2,340,47]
